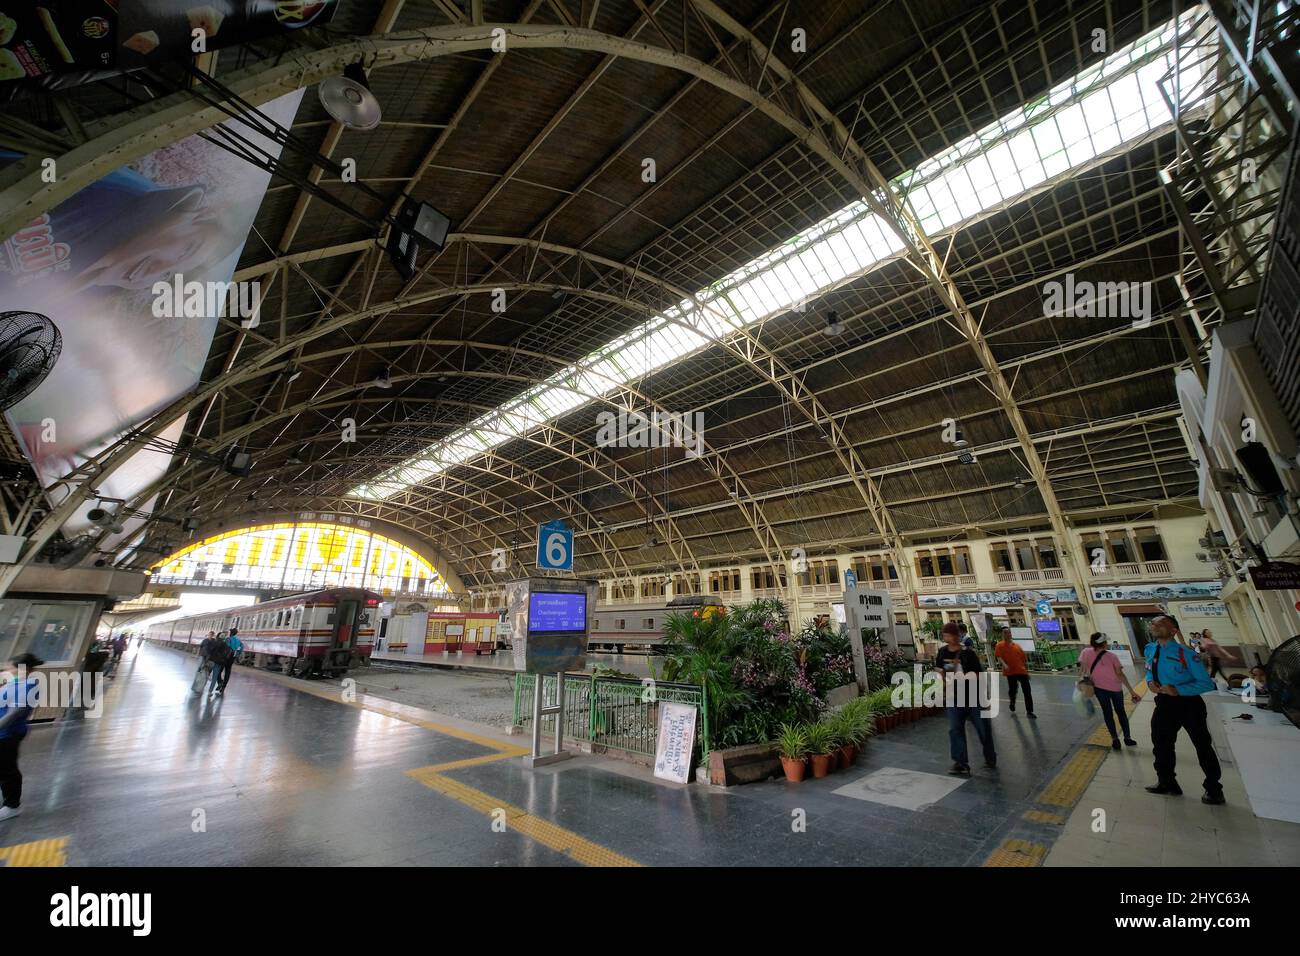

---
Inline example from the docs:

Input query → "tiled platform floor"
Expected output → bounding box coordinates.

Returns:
[1046,695,1300,867]
[5,644,1294,867]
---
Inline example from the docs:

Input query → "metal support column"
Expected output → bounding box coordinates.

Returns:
[526,670,572,768]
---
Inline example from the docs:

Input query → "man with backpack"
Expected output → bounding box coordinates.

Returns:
[206,631,234,699]
[217,628,242,694]
[1144,614,1223,804]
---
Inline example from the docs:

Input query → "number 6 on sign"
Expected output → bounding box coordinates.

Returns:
[536,520,574,571]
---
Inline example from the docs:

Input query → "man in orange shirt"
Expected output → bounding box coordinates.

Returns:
[994,627,1036,718]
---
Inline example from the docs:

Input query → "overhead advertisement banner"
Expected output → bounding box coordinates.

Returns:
[0,2,339,86]
[915,587,1078,609]
[0,88,304,539]
[1089,581,1224,602]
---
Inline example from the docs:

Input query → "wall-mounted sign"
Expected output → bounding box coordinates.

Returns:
[1035,599,1053,617]
[1179,601,1228,617]
[1247,561,1300,591]
[1090,581,1223,602]
[653,702,698,784]
[916,588,1077,609]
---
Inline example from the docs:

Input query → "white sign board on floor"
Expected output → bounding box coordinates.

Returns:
[653,702,698,784]
[1109,647,1134,669]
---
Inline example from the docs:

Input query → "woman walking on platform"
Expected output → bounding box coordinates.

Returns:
[1079,633,1141,750]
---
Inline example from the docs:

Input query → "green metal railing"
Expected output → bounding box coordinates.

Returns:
[513,673,708,760]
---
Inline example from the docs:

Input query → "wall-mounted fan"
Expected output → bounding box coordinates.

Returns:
[0,311,62,411]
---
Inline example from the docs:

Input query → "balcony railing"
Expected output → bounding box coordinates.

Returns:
[1088,560,1174,580]
[996,568,1066,584]
[917,573,979,591]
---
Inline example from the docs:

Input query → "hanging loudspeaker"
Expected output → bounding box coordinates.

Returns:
[318,63,382,131]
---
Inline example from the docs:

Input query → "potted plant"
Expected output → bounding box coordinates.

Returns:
[805,722,834,778]
[843,699,875,751]
[777,722,809,783]
[832,710,859,767]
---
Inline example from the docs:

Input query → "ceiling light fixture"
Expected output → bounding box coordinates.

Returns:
[372,368,392,389]
[318,62,382,131]
[823,310,845,336]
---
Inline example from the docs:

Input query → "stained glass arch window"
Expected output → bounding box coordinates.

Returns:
[151,522,449,596]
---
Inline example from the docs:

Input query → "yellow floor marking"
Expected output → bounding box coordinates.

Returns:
[0,837,68,867]
[983,839,1048,867]
[201,650,623,865]
[405,765,641,867]
[983,683,1150,867]
[1039,745,1110,807]
[422,751,530,773]
[1022,809,1068,825]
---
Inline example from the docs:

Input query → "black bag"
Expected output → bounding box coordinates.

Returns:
[210,640,232,665]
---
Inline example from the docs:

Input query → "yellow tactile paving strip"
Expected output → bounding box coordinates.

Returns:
[983,839,1048,867]
[234,656,637,866]
[0,837,68,867]
[985,681,1147,866]
[1022,809,1068,825]
[1038,745,1111,807]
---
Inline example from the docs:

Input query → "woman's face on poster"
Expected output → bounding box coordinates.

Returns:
[81,190,232,290]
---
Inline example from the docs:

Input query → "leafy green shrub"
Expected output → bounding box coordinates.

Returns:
[803,721,835,755]
[659,598,851,749]
[777,722,809,759]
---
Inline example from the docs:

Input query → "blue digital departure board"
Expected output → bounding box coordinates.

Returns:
[528,591,587,633]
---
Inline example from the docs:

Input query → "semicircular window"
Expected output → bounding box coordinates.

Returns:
[151,521,447,597]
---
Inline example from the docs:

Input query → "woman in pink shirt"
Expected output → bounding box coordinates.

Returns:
[1078,633,1142,750]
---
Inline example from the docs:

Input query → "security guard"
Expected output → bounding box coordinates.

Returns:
[1143,614,1224,804]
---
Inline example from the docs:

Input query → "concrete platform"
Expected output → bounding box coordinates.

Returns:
[5,644,1295,867]
[1046,693,1300,867]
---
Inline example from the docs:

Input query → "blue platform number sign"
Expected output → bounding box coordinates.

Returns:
[844,569,857,590]
[1035,599,1053,617]
[536,520,574,571]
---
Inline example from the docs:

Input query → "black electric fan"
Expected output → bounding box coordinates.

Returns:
[0,311,62,411]
[1264,634,1300,729]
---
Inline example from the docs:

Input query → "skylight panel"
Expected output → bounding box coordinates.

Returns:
[351,13,1203,501]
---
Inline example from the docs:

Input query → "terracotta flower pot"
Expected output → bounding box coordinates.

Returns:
[780,755,807,782]
[840,743,856,767]
[810,754,832,778]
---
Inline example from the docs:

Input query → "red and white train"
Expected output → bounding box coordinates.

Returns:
[144,587,380,677]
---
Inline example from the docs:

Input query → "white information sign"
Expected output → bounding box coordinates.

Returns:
[842,582,896,692]
[653,702,698,784]
[1109,647,1135,669]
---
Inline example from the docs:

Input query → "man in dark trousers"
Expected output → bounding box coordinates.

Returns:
[994,626,1035,718]
[936,622,996,775]
[1143,614,1224,804]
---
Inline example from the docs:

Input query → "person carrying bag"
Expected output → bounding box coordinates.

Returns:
[1079,633,1141,749]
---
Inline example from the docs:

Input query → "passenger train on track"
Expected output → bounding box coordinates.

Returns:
[144,587,380,677]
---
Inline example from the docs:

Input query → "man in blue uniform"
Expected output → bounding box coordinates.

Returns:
[1143,614,1223,804]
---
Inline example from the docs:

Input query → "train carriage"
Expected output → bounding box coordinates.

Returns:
[588,594,725,652]
[145,587,380,677]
